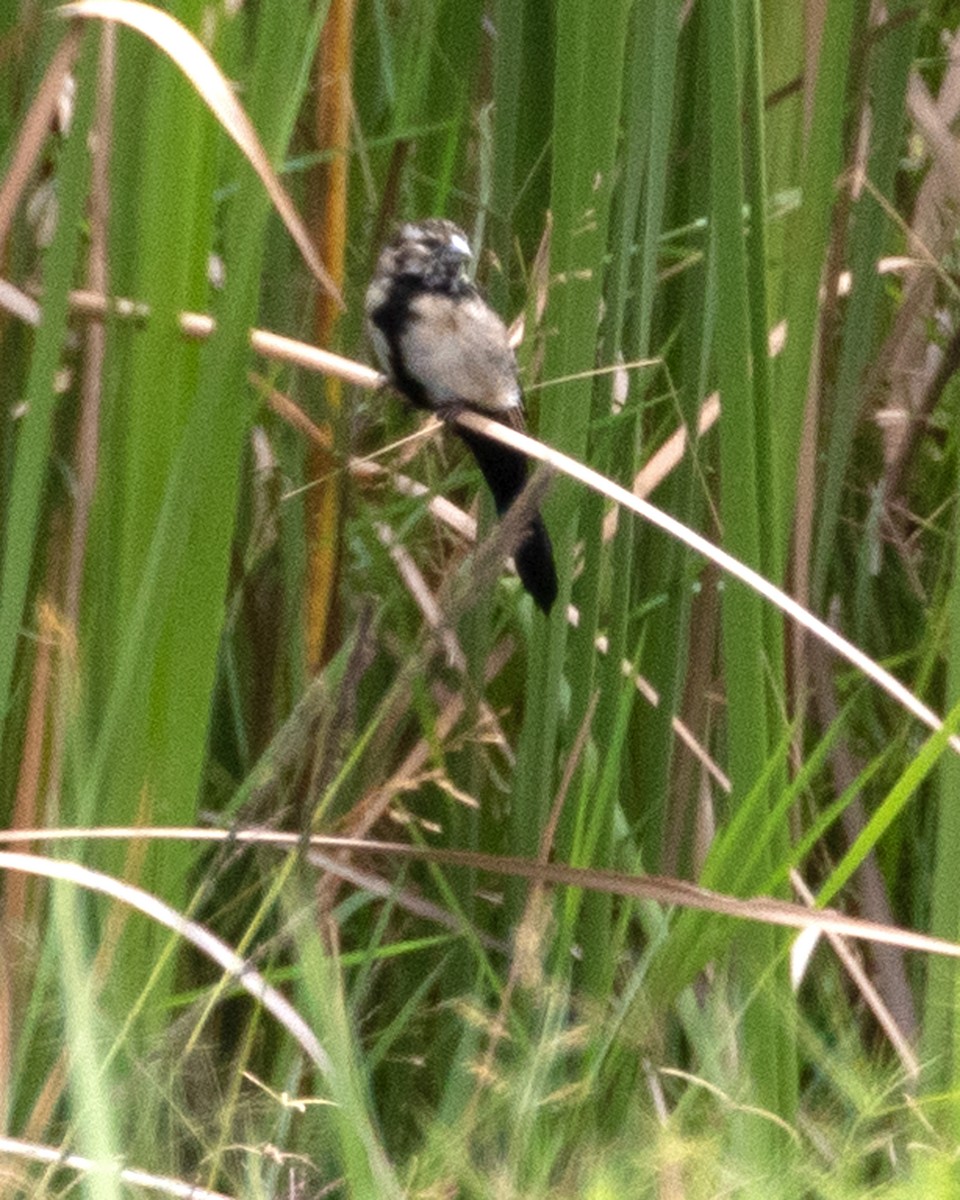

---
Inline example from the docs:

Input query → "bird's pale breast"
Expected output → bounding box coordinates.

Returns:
[401,292,522,417]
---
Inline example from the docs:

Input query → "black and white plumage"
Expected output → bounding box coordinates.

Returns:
[365,218,558,614]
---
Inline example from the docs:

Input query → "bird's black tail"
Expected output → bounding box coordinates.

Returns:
[513,511,558,614]
[456,425,558,614]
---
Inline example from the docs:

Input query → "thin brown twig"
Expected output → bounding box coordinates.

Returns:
[0,26,83,256]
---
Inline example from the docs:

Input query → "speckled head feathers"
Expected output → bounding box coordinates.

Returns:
[374,218,473,291]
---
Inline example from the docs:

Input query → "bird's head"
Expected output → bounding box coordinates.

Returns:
[377,218,473,291]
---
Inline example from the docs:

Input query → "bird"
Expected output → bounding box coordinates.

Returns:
[365,218,558,614]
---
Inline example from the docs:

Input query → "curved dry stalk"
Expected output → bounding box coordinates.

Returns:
[57,1,342,305]
[0,1135,235,1200]
[450,408,960,758]
[0,851,333,1078]
[2,827,960,961]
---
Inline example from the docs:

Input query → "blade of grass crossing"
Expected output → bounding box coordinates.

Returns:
[707,0,796,1149]
[810,4,919,606]
[511,0,631,913]
[819,695,960,913]
[743,3,777,583]
[743,3,792,873]
[53,880,121,1200]
[709,0,768,795]
[641,13,715,872]
[563,659,638,995]
[572,4,681,988]
[0,31,96,749]
[772,0,858,550]
[759,0,804,324]
[926,547,960,1103]
[109,0,216,640]
[287,877,403,1198]
[603,0,685,862]
[76,0,317,1033]
[75,1,216,855]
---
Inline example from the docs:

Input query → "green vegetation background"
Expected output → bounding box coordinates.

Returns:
[2,1,960,1196]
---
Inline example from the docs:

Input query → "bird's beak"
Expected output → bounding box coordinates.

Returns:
[448,232,472,261]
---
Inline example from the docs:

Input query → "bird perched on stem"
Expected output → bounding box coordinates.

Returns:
[365,218,558,614]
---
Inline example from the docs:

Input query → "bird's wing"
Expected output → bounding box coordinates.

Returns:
[403,291,524,421]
